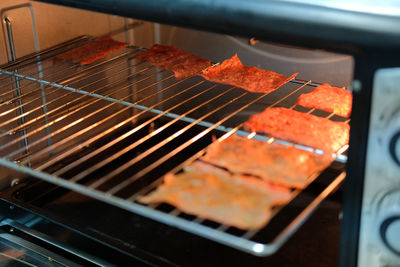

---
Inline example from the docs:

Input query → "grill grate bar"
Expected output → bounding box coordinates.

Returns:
[0,65,165,159]
[32,73,199,171]
[0,35,91,70]
[11,70,174,163]
[86,85,238,190]
[127,92,348,203]
[52,79,213,177]
[0,50,139,127]
[50,50,136,87]
[0,47,136,99]
[237,171,321,240]
[116,88,288,196]
[0,59,80,92]
[0,35,89,81]
[128,122,246,201]
[127,107,340,234]
[62,82,220,182]
[0,53,143,133]
[0,59,150,139]
[269,172,346,249]
[241,230,258,240]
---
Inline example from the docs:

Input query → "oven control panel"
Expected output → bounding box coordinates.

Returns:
[358,68,400,267]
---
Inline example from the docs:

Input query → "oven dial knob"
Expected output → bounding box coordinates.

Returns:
[389,131,400,166]
[380,215,400,255]
[377,188,400,256]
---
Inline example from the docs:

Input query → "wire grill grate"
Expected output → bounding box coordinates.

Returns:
[0,37,347,256]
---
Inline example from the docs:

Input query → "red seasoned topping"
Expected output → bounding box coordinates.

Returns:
[201,54,297,93]
[296,83,352,117]
[244,107,349,153]
[135,44,211,79]
[55,36,128,65]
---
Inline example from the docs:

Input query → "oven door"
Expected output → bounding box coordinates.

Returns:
[0,1,373,266]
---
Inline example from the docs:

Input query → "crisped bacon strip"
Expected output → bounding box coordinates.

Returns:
[201,54,298,93]
[137,161,291,230]
[296,83,353,117]
[54,36,128,65]
[134,44,211,79]
[244,107,349,153]
[201,135,332,189]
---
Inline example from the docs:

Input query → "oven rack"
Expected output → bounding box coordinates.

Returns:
[0,37,347,256]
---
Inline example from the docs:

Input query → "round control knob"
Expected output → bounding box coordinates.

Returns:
[389,131,400,166]
[380,215,400,255]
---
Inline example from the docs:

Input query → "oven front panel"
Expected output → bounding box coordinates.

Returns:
[32,0,400,51]
[358,67,400,266]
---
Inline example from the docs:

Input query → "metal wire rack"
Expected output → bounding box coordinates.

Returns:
[0,37,348,256]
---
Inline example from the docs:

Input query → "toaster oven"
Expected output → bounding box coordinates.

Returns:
[0,1,399,266]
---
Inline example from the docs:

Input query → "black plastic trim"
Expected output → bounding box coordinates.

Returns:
[33,0,400,51]
[0,196,173,267]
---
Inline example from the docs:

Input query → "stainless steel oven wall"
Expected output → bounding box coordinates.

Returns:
[0,0,155,65]
[157,25,354,87]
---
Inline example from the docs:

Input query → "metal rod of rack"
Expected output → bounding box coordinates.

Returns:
[0,50,137,131]
[0,60,154,149]
[112,80,347,233]
[0,57,141,136]
[0,35,89,70]
[4,69,172,161]
[87,85,239,189]
[53,81,218,178]
[129,124,315,232]
[116,90,289,196]
[93,81,313,194]
[27,73,200,169]
[0,47,135,96]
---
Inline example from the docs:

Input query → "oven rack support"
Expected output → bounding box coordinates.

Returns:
[0,38,348,256]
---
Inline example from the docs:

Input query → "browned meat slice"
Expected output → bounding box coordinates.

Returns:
[201,135,332,189]
[137,161,292,230]
[244,107,349,153]
[296,83,352,117]
[54,36,128,65]
[201,54,298,93]
[134,44,211,79]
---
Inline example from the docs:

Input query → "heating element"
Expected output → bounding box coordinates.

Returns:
[0,36,348,256]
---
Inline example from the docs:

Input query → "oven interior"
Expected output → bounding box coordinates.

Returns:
[0,1,355,266]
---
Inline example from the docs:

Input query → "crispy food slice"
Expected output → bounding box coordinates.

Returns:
[201,54,298,93]
[296,83,352,117]
[201,135,332,189]
[244,107,349,153]
[54,36,128,65]
[137,161,292,230]
[134,44,211,79]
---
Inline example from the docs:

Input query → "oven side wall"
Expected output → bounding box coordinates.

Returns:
[0,0,155,65]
